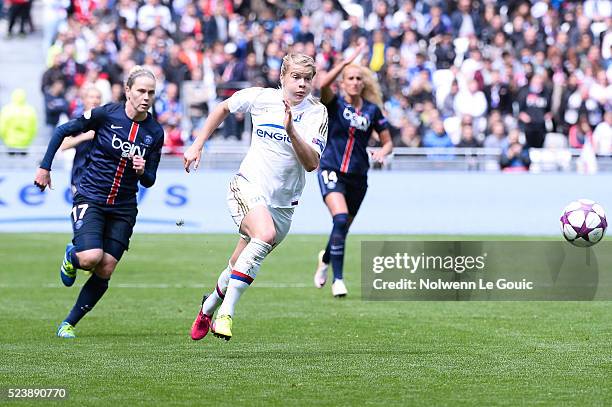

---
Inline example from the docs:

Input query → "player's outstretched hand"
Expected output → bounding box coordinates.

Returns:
[131,154,146,175]
[344,42,366,66]
[370,149,386,164]
[34,168,52,191]
[283,99,293,130]
[183,145,202,173]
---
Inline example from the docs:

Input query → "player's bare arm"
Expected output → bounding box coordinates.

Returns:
[283,100,319,172]
[184,100,231,173]
[370,129,393,163]
[320,43,366,104]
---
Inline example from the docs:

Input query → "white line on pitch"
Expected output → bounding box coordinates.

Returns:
[0,282,311,289]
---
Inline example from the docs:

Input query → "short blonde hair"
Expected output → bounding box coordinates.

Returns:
[280,53,317,80]
[124,65,156,88]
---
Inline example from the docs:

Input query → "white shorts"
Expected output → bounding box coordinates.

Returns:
[227,174,294,246]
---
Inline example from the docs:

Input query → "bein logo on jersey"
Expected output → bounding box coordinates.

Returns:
[111,134,147,157]
[343,108,369,131]
[255,124,292,144]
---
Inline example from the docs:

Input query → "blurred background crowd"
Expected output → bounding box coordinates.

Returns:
[0,0,610,165]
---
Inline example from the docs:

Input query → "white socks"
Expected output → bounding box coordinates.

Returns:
[201,264,231,316]
[217,238,272,317]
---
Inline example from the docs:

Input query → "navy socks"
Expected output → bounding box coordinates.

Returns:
[65,274,109,326]
[325,213,349,281]
[69,247,81,269]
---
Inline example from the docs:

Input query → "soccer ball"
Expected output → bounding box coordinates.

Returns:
[560,199,607,247]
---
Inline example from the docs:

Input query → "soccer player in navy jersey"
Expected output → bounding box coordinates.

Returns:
[60,86,102,194]
[34,66,164,338]
[314,46,393,297]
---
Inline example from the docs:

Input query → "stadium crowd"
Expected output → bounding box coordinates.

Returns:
[15,0,612,158]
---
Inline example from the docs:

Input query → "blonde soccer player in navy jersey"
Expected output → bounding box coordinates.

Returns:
[314,45,393,297]
[184,53,328,341]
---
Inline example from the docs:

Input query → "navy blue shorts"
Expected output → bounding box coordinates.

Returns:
[70,193,138,261]
[317,168,368,216]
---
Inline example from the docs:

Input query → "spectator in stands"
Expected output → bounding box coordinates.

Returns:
[155,82,183,130]
[164,123,183,156]
[369,30,386,72]
[439,80,459,118]
[568,115,593,149]
[0,89,38,154]
[392,0,424,34]
[163,44,191,87]
[219,43,247,140]
[399,29,419,68]
[41,53,67,93]
[425,6,451,41]
[394,120,421,148]
[593,110,612,155]
[182,67,210,137]
[433,31,456,69]
[454,79,487,124]
[422,119,453,148]
[365,0,393,32]
[407,69,434,112]
[137,0,172,33]
[517,74,552,148]
[564,84,604,130]
[407,52,433,84]
[44,80,69,140]
[456,123,481,148]
[311,0,343,45]
[500,129,530,172]
[451,0,481,38]
[484,70,512,116]
[483,121,506,149]
[178,2,201,39]
[6,0,30,37]
[244,52,266,87]
[342,14,368,51]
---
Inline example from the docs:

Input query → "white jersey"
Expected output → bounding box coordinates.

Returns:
[227,87,328,207]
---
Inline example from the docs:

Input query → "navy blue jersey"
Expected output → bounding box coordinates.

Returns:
[41,103,164,207]
[319,94,389,175]
[71,139,93,187]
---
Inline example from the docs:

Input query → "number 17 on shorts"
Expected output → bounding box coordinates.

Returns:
[71,203,89,231]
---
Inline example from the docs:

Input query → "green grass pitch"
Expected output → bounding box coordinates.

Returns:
[0,233,610,406]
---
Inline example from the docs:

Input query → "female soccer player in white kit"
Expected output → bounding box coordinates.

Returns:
[184,54,328,341]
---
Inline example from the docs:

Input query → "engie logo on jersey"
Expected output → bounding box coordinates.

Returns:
[112,134,147,157]
[255,124,292,144]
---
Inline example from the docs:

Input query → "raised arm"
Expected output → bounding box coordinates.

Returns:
[319,44,366,104]
[183,100,231,172]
